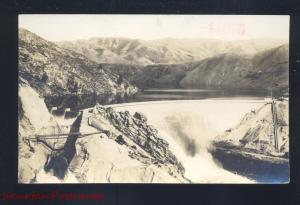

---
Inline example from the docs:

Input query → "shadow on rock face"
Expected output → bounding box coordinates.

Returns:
[44,112,83,179]
[44,155,68,179]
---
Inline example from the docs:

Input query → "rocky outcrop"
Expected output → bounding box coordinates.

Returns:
[18,79,56,183]
[214,100,289,158]
[86,105,188,182]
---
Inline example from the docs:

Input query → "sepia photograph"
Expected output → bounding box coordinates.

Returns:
[18,15,289,184]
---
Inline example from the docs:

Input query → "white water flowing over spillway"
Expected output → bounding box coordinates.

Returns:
[112,99,265,183]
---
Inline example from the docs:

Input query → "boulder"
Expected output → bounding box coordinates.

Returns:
[133,112,147,122]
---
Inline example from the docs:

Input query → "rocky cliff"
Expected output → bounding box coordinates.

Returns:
[19,28,138,97]
[18,79,58,183]
[214,100,289,158]
[18,81,187,183]
[77,105,188,183]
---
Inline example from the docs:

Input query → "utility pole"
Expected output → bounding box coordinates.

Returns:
[270,70,278,152]
[271,100,279,152]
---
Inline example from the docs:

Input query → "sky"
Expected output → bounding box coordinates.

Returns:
[19,15,289,42]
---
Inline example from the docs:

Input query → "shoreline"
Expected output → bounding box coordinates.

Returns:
[107,98,266,109]
[212,146,289,164]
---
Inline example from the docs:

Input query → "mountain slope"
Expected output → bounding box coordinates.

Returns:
[132,64,192,88]
[19,28,137,96]
[58,38,286,65]
[20,28,288,94]
[100,45,288,91]
[180,45,289,92]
